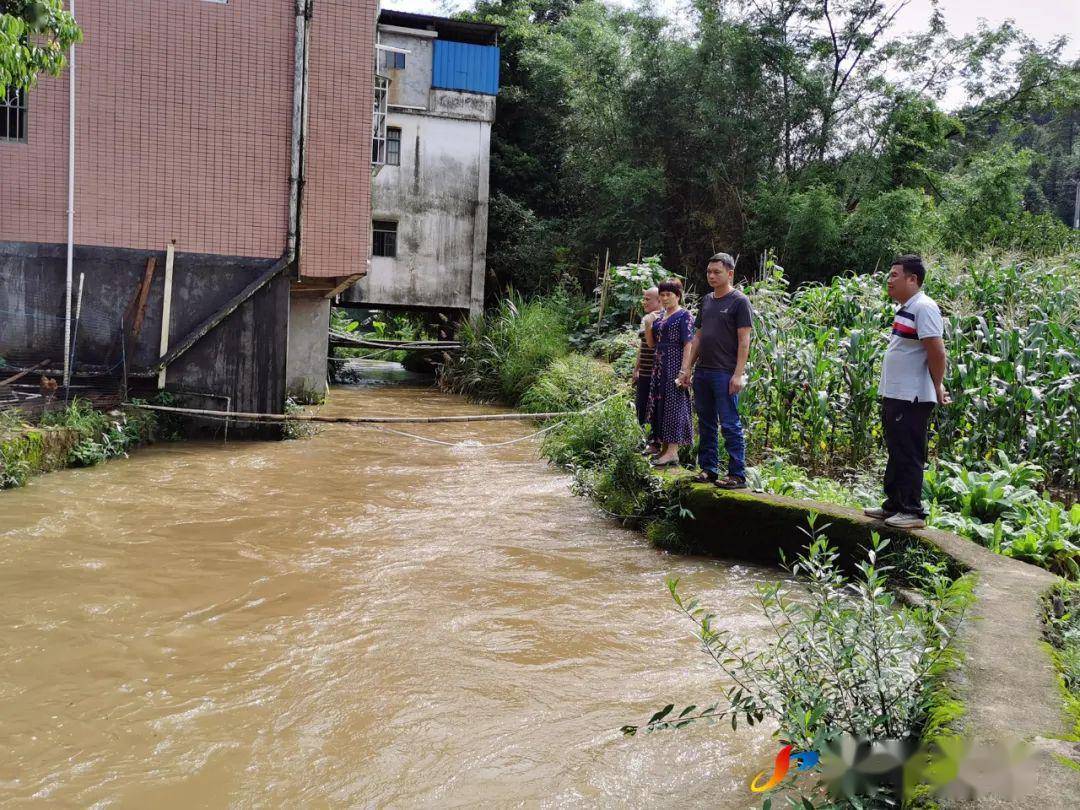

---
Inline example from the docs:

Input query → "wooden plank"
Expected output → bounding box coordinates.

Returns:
[153,254,290,373]
[0,360,51,388]
[131,255,157,338]
[157,242,176,389]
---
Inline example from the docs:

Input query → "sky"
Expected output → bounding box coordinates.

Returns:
[381,0,1080,54]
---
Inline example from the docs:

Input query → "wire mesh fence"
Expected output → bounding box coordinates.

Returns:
[0,289,128,418]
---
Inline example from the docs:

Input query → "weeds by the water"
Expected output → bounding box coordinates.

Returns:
[441,294,570,406]
[623,517,971,806]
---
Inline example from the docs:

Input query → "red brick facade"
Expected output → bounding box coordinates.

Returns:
[0,0,373,278]
[300,0,376,278]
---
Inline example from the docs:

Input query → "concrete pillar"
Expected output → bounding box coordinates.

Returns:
[286,294,331,399]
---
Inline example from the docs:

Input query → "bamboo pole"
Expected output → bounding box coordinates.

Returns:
[128,403,577,424]
[596,247,611,325]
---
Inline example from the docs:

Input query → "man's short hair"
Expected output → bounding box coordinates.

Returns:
[708,252,736,270]
[643,286,659,295]
[891,254,926,285]
[657,278,683,299]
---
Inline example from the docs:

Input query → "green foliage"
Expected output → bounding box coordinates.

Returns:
[627,519,969,763]
[595,256,672,331]
[938,146,1036,251]
[1042,581,1080,738]
[467,0,1075,289]
[0,0,81,93]
[37,399,157,469]
[441,294,570,405]
[541,393,658,519]
[742,254,1080,488]
[841,189,937,274]
[519,353,615,413]
[282,398,319,441]
[587,326,639,379]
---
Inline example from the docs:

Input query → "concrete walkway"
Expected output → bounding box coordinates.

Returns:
[667,478,1080,808]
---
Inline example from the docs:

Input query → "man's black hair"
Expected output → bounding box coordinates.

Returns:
[657,278,683,299]
[891,254,926,285]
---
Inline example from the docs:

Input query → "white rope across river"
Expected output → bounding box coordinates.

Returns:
[125,392,624,449]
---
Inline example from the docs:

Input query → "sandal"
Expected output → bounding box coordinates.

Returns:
[715,475,748,490]
[691,471,718,484]
[650,458,681,469]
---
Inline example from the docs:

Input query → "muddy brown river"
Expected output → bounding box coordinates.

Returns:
[0,368,782,807]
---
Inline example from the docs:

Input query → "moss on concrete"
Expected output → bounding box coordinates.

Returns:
[0,406,159,490]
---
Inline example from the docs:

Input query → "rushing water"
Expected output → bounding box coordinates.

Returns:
[0,366,783,807]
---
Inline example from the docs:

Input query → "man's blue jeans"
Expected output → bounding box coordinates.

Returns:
[693,369,746,479]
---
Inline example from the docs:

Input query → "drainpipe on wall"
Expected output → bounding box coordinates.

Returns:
[287,0,312,266]
[63,0,77,389]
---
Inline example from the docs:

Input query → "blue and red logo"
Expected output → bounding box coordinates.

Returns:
[749,744,820,792]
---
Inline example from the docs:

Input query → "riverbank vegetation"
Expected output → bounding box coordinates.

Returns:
[0,400,161,489]
[440,252,1080,578]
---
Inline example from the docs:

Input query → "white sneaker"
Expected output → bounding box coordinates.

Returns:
[884,513,925,529]
[863,507,894,520]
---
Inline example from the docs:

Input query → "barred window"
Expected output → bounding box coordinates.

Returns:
[386,127,401,166]
[1,87,27,143]
[373,221,397,258]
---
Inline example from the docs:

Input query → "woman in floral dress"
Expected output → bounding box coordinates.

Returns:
[646,279,694,466]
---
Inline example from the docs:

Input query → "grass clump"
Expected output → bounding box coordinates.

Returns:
[520,353,616,414]
[541,394,657,520]
[38,399,158,469]
[441,294,570,406]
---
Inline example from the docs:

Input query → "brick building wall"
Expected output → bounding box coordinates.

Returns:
[0,1,295,259]
[299,0,375,279]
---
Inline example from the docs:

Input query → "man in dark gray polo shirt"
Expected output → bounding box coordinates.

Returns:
[677,252,752,488]
[864,254,950,529]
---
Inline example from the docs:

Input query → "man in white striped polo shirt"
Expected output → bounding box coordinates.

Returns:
[864,255,950,529]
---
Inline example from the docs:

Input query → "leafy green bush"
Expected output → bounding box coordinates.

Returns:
[541,394,657,519]
[626,520,970,766]
[38,400,157,468]
[441,294,570,405]
[588,326,639,379]
[520,353,617,413]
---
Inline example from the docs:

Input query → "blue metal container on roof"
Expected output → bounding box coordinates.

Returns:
[432,40,500,96]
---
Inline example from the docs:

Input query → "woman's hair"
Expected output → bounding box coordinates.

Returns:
[657,278,683,300]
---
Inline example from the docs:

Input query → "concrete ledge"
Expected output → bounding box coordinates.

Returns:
[666,475,1079,807]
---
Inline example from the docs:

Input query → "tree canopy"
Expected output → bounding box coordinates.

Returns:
[463,0,1079,293]
[0,0,81,95]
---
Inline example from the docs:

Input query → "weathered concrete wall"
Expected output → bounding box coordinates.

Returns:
[0,242,288,421]
[348,103,492,313]
[286,296,330,396]
[380,26,436,108]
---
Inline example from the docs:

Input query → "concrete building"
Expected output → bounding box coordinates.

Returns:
[0,0,378,419]
[345,10,500,318]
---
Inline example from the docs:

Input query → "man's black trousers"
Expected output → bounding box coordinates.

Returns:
[881,397,935,518]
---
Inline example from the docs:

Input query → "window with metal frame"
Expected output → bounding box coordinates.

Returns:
[373,221,398,258]
[372,75,388,165]
[1,86,27,143]
[386,127,401,166]
[392,52,406,70]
